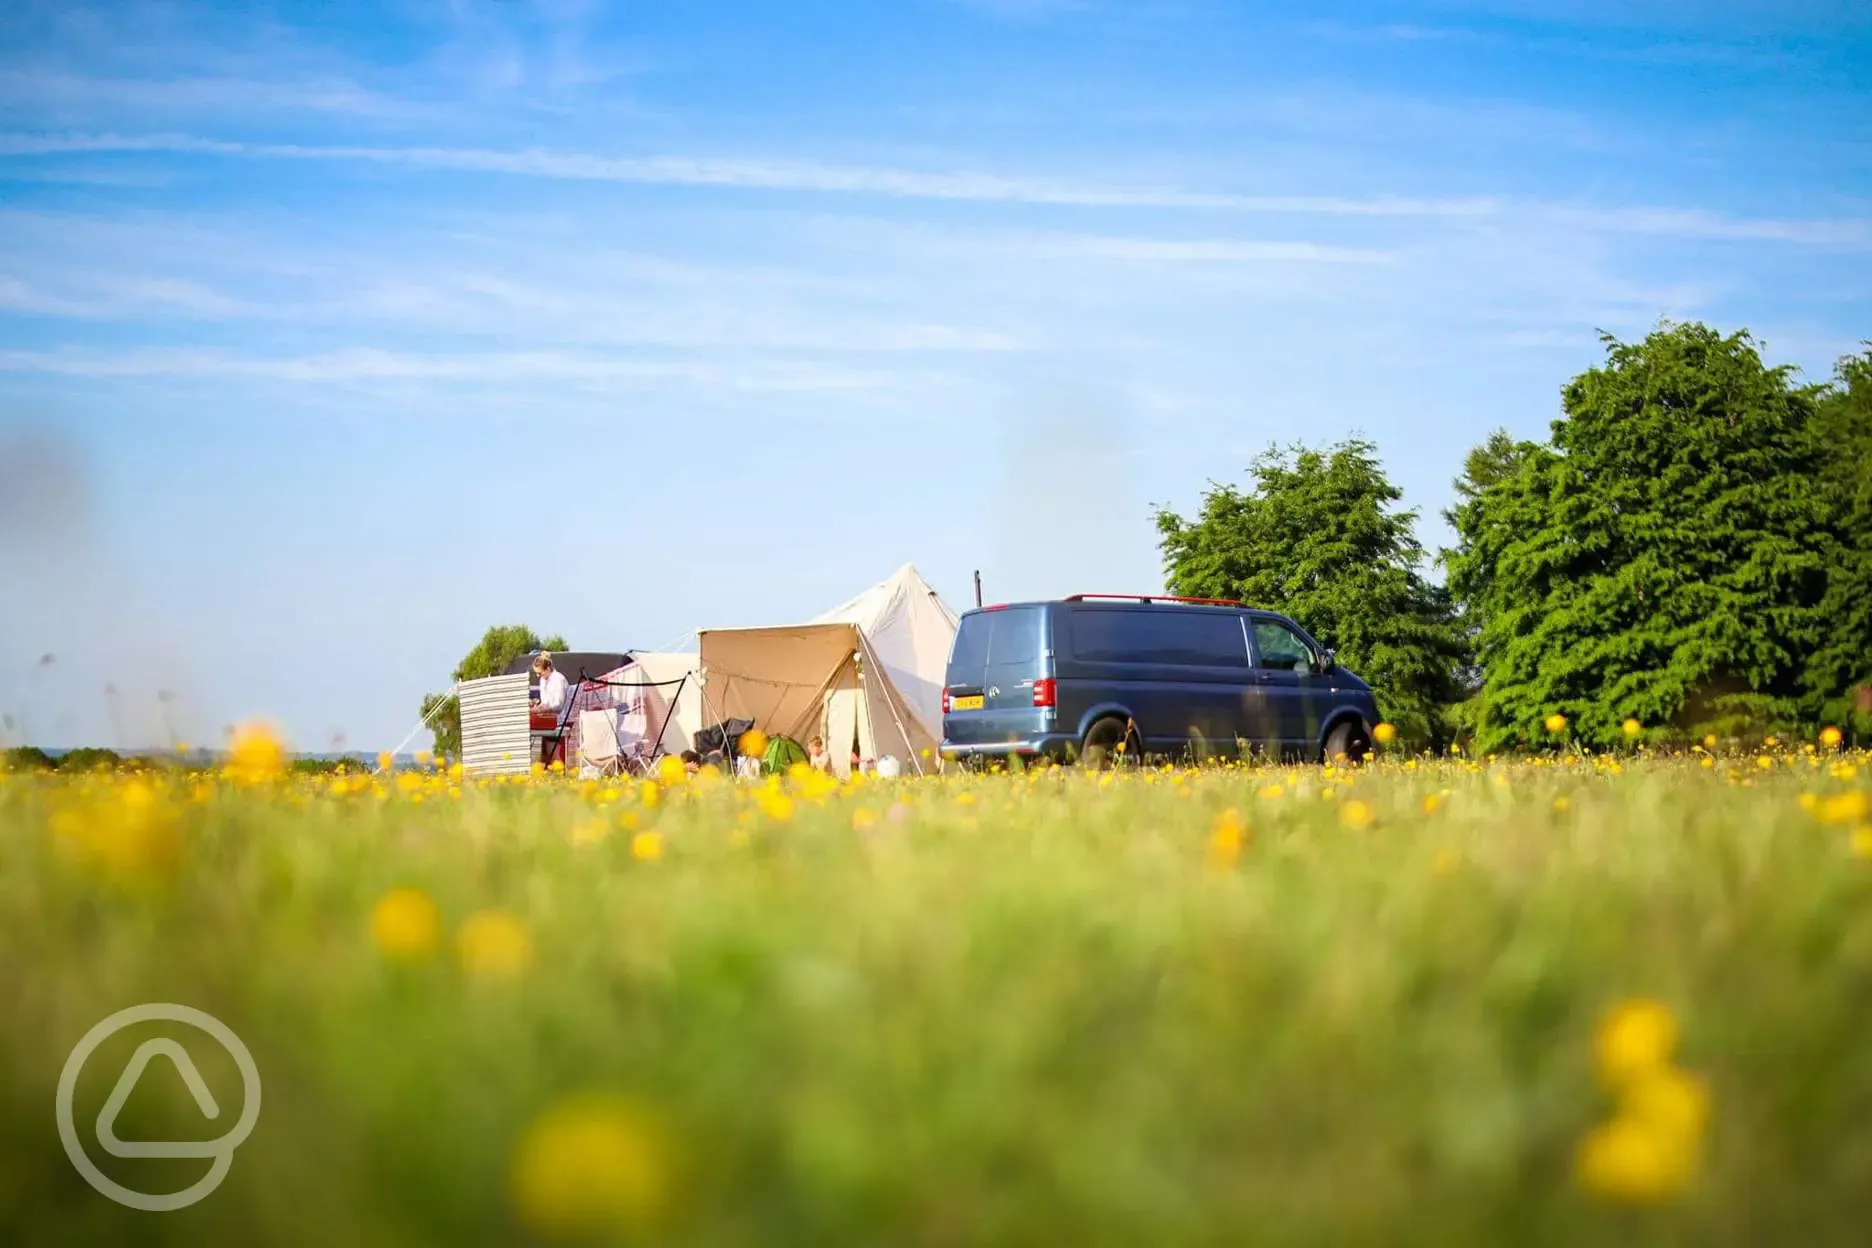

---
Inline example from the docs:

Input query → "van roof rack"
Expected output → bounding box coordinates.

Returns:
[1064,593,1246,606]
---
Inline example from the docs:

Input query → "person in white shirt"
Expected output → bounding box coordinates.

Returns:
[532,653,571,767]
[532,652,570,712]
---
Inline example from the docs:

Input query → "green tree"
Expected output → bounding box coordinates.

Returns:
[1809,344,1872,741]
[1441,429,1542,730]
[421,625,568,760]
[1445,322,1841,751]
[1154,436,1469,750]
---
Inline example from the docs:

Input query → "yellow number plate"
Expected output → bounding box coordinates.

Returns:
[951,694,984,711]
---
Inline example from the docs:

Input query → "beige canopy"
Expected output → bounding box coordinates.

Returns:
[697,619,938,778]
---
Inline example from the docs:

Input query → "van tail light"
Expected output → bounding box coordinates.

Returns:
[1031,678,1056,709]
[942,689,952,714]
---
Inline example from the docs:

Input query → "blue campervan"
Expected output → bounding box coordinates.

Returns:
[939,594,1381,767]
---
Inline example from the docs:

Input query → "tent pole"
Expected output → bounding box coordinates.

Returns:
[378,682,459,774]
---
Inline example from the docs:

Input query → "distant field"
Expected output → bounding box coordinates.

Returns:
[3,740,1870,1246]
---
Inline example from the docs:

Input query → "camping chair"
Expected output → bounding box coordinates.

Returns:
[575,707,629,779]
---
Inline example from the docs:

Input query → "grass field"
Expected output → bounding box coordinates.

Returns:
[3,733,1871,1246]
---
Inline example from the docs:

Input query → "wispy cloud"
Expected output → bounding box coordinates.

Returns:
[946,0,1090,18]
[0,131,1508,216]
[0,68,427,120]
[0,346,905,392]
[0,274,257,318]
[4,134,1864,250]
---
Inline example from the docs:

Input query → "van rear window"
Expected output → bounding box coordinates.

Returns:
[987,607,1044,666]
[1069,608,1248,667]
[948,614,993,679]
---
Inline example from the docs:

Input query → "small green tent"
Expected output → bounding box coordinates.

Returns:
[761,734,810,775]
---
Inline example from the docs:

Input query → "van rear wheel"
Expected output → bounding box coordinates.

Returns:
[1081,717,1140,770]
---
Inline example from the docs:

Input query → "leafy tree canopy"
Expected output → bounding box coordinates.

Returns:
[1809,343,1872,739]
[1444,321,1852,750]
[421,625,568,760]
[1154,436,1469,749]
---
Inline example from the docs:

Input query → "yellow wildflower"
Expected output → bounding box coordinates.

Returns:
[1820,726,1843,750]
[739,728,768,759]
[1622,1066,1711,1141]
[1373,722,1397,746]
[631,830,664,862]
[1208,808,1246,868]
[570,818,609,847]
[1340,799,1373,830]
[1545,713,1568,734]
[1422,793,1442,815]
[1621,718,1642,739]
[1595,999,1677,1092]
[509,1093,668,1237]
[852,808,877,831]
[1852,826,1872,860]
[1818,791,1868,825]
[458,910,533,978]
[226,720,288,785]
[1575,1114,1698,1204]
[656,754,686,786]
[371,887,441,962]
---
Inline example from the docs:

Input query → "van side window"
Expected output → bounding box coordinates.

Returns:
[1252,619,1315,671]
[1070,609,1249,667]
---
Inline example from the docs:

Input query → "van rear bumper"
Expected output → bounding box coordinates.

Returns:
[940,733,1076,762]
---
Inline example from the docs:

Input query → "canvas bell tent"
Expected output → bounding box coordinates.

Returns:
[812,562,960,745]
[695,564,960,778]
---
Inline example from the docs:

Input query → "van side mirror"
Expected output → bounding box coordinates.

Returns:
[1317,649,1337,674]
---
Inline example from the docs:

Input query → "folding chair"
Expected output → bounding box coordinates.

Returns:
[576,707,627,778]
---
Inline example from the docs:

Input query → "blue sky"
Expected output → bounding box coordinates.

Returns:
[1,0,1868,752]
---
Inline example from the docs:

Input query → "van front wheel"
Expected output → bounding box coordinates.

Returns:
[1080,717,1139,770]
[1323,721,1372,765]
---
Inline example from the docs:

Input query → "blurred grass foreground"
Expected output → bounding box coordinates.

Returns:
[4,729,1872,1246]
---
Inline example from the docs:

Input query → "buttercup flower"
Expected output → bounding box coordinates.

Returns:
[226,720,288,785]
[458,909,534,978]
[509,1093,669,1237]
[1595,999,1677,1091]
[371,887,441,961]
